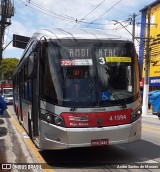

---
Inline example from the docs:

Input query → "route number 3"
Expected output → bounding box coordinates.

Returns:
[99,57,105,64]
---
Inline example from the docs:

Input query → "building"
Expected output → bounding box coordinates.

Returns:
[139,0,160,90]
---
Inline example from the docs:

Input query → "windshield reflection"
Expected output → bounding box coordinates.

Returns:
[40,40,136,107]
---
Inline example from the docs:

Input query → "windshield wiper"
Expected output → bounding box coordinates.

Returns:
[70,82,96,111]
[70,83,127,111]
[105,87,127,108]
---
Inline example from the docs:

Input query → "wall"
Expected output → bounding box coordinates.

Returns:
[139,2,160,86]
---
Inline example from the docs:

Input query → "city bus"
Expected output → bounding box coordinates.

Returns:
[13,28,142,150]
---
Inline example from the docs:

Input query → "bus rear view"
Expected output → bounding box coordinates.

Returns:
[13,29,142,150]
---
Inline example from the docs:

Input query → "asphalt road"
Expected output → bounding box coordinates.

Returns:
[39,117,160,172]
[2,105,160,172]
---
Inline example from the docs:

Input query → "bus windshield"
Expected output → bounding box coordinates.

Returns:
[3,88,13,94]
[40,40,138,107]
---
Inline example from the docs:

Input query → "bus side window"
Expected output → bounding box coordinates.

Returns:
[28,81,32,101]
[28,52,37,79]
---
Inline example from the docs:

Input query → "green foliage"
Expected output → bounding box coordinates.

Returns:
[0,58,19,80]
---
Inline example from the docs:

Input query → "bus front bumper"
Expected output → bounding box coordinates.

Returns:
[38,117,141,150]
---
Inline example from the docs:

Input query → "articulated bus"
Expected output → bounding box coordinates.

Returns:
[13,28,142,150]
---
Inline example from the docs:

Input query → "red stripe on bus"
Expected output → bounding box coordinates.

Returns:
[60,109,133,128]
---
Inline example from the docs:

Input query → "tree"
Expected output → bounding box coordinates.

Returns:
[0,58,19,81]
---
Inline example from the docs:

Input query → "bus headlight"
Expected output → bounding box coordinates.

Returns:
[131,107,142,122]
[45,114,53,123]
[54,116,64,126]
[41,112,65,127]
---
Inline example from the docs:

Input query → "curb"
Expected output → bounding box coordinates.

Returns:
[142,115,158,119]
[6,109,55,172]
[142,113,158,119]
[142,109,159,119]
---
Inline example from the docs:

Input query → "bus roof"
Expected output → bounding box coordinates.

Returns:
[13,28,133,75]
[32,28,132,42]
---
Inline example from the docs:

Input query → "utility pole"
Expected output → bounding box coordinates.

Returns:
[142,6,151,116]
[132,13,136,43]
[113,13,140,44]
[0,0,14,61]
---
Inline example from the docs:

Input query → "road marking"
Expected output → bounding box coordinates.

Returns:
[142,125,160,130]
[138,157,159,163]
[6,109,55,172]
[6,109,24,134]
[142,127,160,134]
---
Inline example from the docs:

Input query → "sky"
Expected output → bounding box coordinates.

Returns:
[3,0,154,59]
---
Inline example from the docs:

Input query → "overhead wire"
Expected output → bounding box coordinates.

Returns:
[85,0,123,27]
[17,0,78,22]
[114,20,130,31]
[18,0,27,6]
[28,0,105,25]
[16,0,111,26]
[17,0,118,27]
[18,0,140,32]
[72,0,106,27]
[17,0,139,35]
[27,0,75,21]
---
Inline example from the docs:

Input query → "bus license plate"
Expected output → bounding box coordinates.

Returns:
[91,139,109,146]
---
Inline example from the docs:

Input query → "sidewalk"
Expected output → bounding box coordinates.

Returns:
[142,109,159,119]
